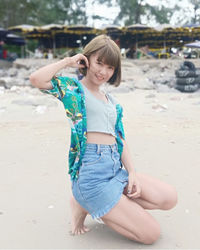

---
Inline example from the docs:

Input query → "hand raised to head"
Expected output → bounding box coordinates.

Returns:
[64,54,89,69]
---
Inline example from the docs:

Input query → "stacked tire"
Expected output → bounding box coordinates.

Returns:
[175,61,200,92]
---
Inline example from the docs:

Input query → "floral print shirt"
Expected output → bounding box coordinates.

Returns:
[44,76,125,180]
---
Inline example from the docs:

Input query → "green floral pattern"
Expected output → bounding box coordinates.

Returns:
[43,76,125,180]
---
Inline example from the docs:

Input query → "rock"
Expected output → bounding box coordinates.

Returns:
[134,77,155,90]
[10,86,22,92]
[7,68,18,77]
[24,80,32,86]
[141,64,150,73]
[159,84,179,93]
[3,58,200,92]
[0,86,5,95]
[0,59,13,68]
[0,69,5,77]
[0,79,7,88]
[0,77,14,88]
[17,68,30,80]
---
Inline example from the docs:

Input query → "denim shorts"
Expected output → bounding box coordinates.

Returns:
[72,143,129,219]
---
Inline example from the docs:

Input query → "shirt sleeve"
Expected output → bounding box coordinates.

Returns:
[41,76,70,101]
[118,106,125,140]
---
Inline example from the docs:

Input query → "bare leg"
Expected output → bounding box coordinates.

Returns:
[70,195,90,235]
[102,195,161,244]
[101,173,177,244]
[124,173,178,210]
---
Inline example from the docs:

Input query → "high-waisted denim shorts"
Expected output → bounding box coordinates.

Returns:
[72,143,129,219]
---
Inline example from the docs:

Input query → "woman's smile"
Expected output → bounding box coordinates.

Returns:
[95,73,104,81]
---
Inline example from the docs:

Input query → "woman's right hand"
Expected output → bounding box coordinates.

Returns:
[64,54,89,69]
[29,53,89,90]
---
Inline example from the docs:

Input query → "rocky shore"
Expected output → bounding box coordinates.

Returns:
[1,57,200,92]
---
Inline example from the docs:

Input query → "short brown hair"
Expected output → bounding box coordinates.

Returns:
[80,35,121,87]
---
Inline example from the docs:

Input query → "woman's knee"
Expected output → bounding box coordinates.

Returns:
[161,186,178,210]
[139,220,161,245]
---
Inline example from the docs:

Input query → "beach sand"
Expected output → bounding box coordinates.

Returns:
[0,67,200,249]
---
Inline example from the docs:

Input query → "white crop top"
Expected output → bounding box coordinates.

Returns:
[82,84,117,137]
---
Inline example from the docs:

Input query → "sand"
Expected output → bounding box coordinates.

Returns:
[0,62,200,249]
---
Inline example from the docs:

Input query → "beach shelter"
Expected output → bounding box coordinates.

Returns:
[101,25,123,36]
[121,24,154,49]
[53,25,98,49]
[146,24,193,50]
[182,24,200,42]
[126,24,151,30]
[65,25,98,44]
[5,33,25,46]
[39,24,65,52]
[154,24,175,50]
[8,24,39,34]
[185,41,200,48]
[13,24,63,51]
[0,27,9,41]
[15,24,99,49]
[100,25,123,46]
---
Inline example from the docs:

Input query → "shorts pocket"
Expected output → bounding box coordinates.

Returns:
[115,169,129,183]
[82,151,104,166]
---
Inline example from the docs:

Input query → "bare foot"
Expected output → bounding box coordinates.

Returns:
[70,195,90,235]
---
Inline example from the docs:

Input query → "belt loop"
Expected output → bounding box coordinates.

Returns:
[97,144,101,154]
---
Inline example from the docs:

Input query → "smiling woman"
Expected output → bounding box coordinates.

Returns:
[29,34,177,245]
[79,35,121,86]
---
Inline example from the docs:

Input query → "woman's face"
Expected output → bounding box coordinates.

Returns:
[86,53,115,85]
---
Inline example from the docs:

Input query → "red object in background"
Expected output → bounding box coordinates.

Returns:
[3,49,7,59]
[115,39,120,47]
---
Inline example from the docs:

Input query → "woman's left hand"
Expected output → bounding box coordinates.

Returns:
[126,173,142,199]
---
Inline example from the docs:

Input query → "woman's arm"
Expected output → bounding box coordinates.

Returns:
[121,138,135,175]
[29,54,89,90]
[121,138,141,198]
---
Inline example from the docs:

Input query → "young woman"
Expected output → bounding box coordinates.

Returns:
[30,35,177,245]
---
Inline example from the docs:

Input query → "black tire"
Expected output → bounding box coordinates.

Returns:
[179,61,196,71]
[176,76,200,85]
[175,69,200,78]
[175,84,199,92]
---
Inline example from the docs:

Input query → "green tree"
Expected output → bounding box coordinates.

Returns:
[32,0,87,25]
[0,0,38,28]
[115,0,146,25]
[96,0,174,26]
[0,0,87,28]
[190,0,200,24]
[146,4,174,24]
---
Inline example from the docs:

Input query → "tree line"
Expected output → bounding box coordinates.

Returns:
[0,0,200,28]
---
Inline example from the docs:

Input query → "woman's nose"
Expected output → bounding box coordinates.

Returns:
[99,66,107,75]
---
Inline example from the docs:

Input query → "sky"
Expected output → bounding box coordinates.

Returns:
[86,0,196,28]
